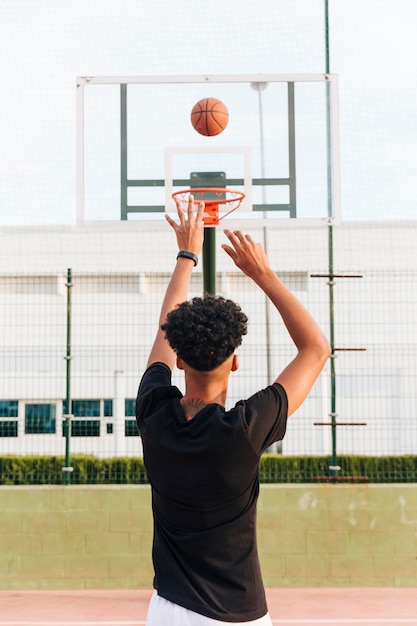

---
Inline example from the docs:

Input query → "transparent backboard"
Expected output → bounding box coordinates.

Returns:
[77,74,340,226]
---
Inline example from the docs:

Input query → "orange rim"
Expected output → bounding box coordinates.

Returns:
[172,188,245,206]
[172,188,245,226]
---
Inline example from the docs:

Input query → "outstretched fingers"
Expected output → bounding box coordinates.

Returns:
[187,193,195,218]
[221,229,249,264]
[223,229,253,249]
[165,212,177,229]
[165,195,205,257]
[222,229,270,278]
[165,195,205,230]
[195,198,205,225]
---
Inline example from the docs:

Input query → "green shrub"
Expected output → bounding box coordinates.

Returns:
[0,454,148,485]
[0,454,416,485]
[259,454,417,483]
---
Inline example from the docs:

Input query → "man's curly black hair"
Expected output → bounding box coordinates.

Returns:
[161,293,248,372]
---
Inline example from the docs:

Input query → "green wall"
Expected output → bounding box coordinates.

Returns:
[1,484,416,589]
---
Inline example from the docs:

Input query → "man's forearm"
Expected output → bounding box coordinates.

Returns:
[159,257,195,325]
[252,267,327,354]
[146,256,195,368]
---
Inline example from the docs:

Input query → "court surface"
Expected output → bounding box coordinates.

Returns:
[0,588,416,626]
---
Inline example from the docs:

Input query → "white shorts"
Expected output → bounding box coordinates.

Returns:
[146,590,273,626]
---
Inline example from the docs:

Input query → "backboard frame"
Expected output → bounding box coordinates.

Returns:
[76,73,340,228]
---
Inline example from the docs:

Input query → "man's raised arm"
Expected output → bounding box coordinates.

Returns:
[222,229,330,416]
[146,196,205,369]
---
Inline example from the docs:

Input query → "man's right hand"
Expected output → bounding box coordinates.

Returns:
[165,195,205,258]
[221,229,271,282]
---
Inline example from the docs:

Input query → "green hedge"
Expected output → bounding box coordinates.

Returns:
[0,454,416,485]
[260,454,417,483]
[0,455,148,485]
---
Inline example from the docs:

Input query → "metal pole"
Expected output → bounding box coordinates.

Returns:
[328,227,339,478]
[250,81,268,209]
[251,81,280,452]
[120,84,128,220]
[76,79,85,225]
[63,268,73,484]
[324,0,339,479]
[203,227,216,295]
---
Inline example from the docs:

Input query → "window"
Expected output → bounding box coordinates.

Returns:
[125,399,135,416]
[25,403,56,434]
[125,398,139,437]
[70,419,100,437]
[0,401,18,436]
[72,400,100,417]
[70,400,100,437]
[125,420,139,437]
[0,400,18,418]
[64,399,113,437]
[0,421,18,437]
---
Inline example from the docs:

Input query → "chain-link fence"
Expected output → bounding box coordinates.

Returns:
[1,220,416,482]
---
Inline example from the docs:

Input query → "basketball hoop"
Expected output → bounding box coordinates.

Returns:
[171,188,246,226]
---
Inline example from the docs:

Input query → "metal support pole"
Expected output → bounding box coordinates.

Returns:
[327,229,339,478]
[325,0,340,479]
[63,268,73,484]
[120,84,128,220]
[251,81,280,452]
[203,227,216,295]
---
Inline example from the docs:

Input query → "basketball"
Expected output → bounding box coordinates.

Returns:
[191,98,229,136]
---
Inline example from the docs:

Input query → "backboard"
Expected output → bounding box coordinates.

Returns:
[76,74,340,226]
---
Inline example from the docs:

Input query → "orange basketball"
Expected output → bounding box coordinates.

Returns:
[191,98,229,136]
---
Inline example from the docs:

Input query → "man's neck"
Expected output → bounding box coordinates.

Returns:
[180,384,227,420]
[178,354,237,420]
[180,397,214,421]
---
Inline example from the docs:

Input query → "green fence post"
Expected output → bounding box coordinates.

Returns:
[325,0,340,480]
[63,268,73,484]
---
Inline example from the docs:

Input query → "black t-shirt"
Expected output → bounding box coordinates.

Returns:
[136,362,288,622]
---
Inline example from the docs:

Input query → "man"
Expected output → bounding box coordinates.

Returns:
[136,196,330,625]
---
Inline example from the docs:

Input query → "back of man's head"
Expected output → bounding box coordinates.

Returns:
[162,294,248,371]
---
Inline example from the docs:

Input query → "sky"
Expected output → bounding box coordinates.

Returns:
[1,0,417,225]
